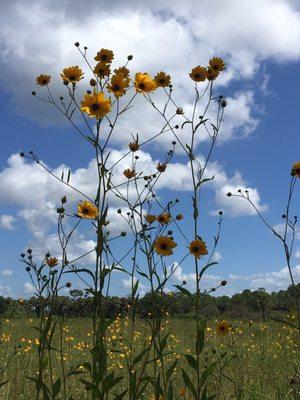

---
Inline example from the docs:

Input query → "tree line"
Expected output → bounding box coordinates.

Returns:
[0,284,299,322]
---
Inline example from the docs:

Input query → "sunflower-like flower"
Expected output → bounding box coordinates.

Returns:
[107,72,130,98]
[81,91,111,119]
[189,239,208,258]
[209,57,226,72]
[94,49,114,63]
[157,213,171,225]
[123,168,136,179]
[36,74,51,86]
[134,73,157,93]
[114,66,130,77]
[157,162,167,172]
[94,62,111,78]
[154,71,171,87]
[206,67,219,81]
[216,320,230,336]
[46,257,58,267]
[77,201,99,219]
[154,236,177,256]
[189,66,207,82]
[291,161,300,177]
[129,141,139,152]
[145,214,156,224]
[60,66,84,84]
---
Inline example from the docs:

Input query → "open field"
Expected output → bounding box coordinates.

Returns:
[0,317,299,400]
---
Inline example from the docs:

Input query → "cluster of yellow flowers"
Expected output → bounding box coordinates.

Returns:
[35,49,226,123]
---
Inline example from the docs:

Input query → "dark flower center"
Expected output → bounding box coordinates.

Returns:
[42,79,48,84]
[194,73,200,79]
[160,243,168,250]
[212,65,218,70]
[91,103,100,111]
[69,75,76,81]
[83,208,90,214]
[159,78,165,84]
[113,84,121,91]
[101,55,108,61]
[193,246,199,253]
[139,83,145,90]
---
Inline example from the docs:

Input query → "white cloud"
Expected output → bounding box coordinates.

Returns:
[23,282,35,294]
[1,269,13,277]
[0,284,12,296]
[0,214,16,230]
[1,0,300,142]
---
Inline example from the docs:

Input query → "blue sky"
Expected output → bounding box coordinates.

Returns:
[1,0,300,298]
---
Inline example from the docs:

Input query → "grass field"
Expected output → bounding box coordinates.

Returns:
[0,317,299,399]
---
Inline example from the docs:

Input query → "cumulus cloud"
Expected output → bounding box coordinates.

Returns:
[1,0,299,142]
[0,214,16,230]
[0,284,12,296]
[24,282,35,294]
[1,269,13,277]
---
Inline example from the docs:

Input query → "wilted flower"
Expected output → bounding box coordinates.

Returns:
[36,74,51,86]
[189,239,208,258]
[46,257,58,267]
[77,201,99,219]
[129,141,140,152]
[176,214,183,220]
[81,92,111,119]
[145,214,156,224]
[206,67,219,81]
[189,66,207,82]
[154,236,177,256]
[157,213,171,225]
[60,66,84,84]
[157,162,167,172]
[134,73,157,93]
[123,169,136,179]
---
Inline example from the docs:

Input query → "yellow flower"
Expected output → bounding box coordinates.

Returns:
[216,320,230,336]
[94,62,111,78]
[154,236,177,256]
[157,213,171,225]
[206,67,219,81]
[291,161,300,177]
[107,73,130,98]
[209,57,226,72]
[134,73,157,93]
[154,71,171,87]
[189,239,208,258]
[157,162,167,172]
[60,66,84,84]
[46,257,58,267]
[129,141,139,152]
[36,74,51,86]
[114,66,130,77]
[94,49,114,63]
[189,66,207,82]
[81,92,111,119]
[123,169,136,179]
[77,201,99,219]
[145,214,156,224]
